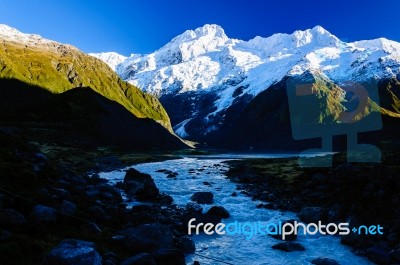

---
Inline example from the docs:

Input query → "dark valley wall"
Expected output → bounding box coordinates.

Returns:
[0,79,186,150]
[160,77,400,151]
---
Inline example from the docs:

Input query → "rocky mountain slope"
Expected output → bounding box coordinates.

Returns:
[93,24,400,149]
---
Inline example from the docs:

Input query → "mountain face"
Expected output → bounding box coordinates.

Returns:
[0,24,187,149]
[92,24,400,149]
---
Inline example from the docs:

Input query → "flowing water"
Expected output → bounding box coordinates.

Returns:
[100,157,372,265]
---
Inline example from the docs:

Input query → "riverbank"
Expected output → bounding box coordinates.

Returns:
[0,131,195,265]
[1,127,398,265]
[224,150,400,264]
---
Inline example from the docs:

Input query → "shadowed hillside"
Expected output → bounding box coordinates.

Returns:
[0,79,186,150]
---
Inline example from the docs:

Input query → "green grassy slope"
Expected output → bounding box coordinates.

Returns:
[0,38,172,130]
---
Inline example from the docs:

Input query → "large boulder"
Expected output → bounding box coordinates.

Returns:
[298,207,324,223]
[95,183,122,202]
[0,209,27,227]
[185,202,203,214]
[271,242,305,252]
[44,239,102,265]
[59,200,77,216]
[177,236,196,254]
[191,192,213,204]
[206,206,230,219]
[31,204,57,224]
[120,223,174,252]
[124,168,159,200]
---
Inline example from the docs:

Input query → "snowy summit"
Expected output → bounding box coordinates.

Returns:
[91,24,400,137]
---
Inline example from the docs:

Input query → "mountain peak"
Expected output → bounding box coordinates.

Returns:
[168,24,228,46]
[89,52,127,71]
[0,24,30,40]
[194,24,227,39]
[290,25,340,47]
[311,25,329,34]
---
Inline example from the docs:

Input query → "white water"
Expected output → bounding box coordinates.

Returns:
[100,157,372,265]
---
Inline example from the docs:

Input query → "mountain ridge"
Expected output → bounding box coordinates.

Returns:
[0,24,171,126]
[0,24,190,149]
[92,24,400,145]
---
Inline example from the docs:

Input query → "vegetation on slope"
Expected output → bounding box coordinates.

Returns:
[0,39,172,130]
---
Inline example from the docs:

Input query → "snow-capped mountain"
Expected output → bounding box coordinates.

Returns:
[88,52,127,72]
[92,24,400,146]
[0,24,78,52]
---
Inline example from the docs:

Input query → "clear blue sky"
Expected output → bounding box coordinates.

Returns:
[1,0,399,55]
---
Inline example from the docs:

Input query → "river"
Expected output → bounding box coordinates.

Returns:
[100,156,372,265]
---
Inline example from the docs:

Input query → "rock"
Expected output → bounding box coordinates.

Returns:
[32,152,48,172]
[52,188,72,201]
[103,252,120,265]
[177,236,195,254]
[124,168,152,182]
[121,223,174,252]
[206,206,230,219]
[256,203,277,210]
[155,193,174,205]
[90,173,101,179]
[34,152,48,162]
[152,248,185,265]
[311,257,340,265]
[311,173,328,182]
[366,246,391,265]
[191,192,213,204]
[124,168,159,200]
[0,230,11,242]
[193,262,200,265]
[31,205,57,224]
[81,223,102,236]
[128,205,158,225]
[120,253,156,265]
[44,239,102,265]
[185,202,203,214]
[59,200,77,216]
[85,188,100,198]
[271,242,305,252]
[0,209,27,227]
[298,207,323,223]
[95,184,122,201]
